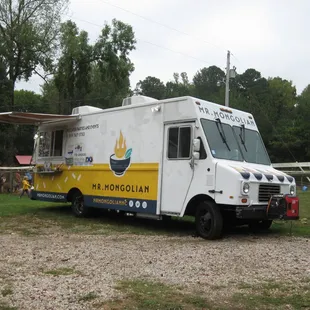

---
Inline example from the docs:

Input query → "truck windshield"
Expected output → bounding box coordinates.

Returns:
[200,119,243,161]
[233,126,271,165]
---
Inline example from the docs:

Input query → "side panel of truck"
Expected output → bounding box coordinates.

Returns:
[32,103,165,215]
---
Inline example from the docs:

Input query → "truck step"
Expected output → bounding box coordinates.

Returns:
[135,213,162,220]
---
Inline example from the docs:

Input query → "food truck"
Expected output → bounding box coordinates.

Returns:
[0,95,299,239]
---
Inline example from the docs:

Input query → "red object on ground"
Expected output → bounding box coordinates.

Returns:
[285,195,299,218]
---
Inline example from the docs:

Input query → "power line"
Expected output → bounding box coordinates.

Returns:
[230,52,248,73]
[65,13,213,66]
[94,0,227,53]
[216,44,298,162]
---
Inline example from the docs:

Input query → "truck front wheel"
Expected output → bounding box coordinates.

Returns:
[195,201,223,240]
[71,192,89,217]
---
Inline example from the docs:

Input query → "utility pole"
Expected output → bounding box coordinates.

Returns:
[225,50,230,107]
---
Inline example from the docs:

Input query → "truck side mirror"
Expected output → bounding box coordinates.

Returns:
[193,138,201,152]
[193,152,200,160]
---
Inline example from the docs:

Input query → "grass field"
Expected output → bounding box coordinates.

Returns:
[96,278,310,310]
[0,190,309,237]
[0,194,196,237]
[0,191,309,310]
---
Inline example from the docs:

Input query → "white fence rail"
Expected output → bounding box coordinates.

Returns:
[0,166,32,171]
[272,162,310,181]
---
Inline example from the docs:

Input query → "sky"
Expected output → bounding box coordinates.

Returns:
[15,0,310,95]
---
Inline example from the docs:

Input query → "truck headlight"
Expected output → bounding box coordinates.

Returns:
[290,185,295,195]
[242,182,250,194]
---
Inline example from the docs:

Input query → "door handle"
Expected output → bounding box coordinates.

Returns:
[208,190,223,194]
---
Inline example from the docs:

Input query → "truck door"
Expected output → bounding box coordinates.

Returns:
[160,122,195,214]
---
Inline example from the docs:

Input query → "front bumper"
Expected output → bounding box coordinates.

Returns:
[235,194,299,220]
[236,205,269,220]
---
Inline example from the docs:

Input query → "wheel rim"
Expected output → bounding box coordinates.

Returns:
[74,196,84,214]
[199,209,212,233]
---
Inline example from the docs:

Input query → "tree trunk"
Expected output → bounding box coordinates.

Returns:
[58,91,61,114]
[9,78,15,109]
[7,77,15,165]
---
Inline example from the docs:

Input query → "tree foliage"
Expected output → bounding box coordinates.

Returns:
[51,18,136,113]
[135,76,166,99]
[54,20,93,114]
[135,66,310,163]
[0,14,310,165]
[0,0,69,107]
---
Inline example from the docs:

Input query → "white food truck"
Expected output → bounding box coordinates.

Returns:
[0,95,299,239]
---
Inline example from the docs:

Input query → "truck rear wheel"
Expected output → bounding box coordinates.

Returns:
[195,201,223,240]
[71,192,89,217]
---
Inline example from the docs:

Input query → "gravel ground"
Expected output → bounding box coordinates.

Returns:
[0,233,309,309]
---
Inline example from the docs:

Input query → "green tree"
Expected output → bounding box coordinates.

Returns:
[40,79,60,114]
[165,72,194,98]
[0,90,44,164]
[0,59,9,108]
[192,66,225,103]
[230,68,270,112]
[295,88,310,160]
[92,19,136,108]
[267,77,296,120]
[14,90,46,113]
[135,76,166,99]
[300,84,310,98]
[229,69,274,152]
[264,78,297,162]
[0,60,11,164]
[0,0,68,107]
[230,70,298,162]
[75,30,93,104]
[51,19,136,112]
[268,84,310,162]
[14,90,45,157]
[54,20,93,114]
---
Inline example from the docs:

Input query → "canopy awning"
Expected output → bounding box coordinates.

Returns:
[15,155,32,165]
[0,112,81,125]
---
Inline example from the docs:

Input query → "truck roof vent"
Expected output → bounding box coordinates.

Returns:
[71,106,103,115]
[122,95,158,106]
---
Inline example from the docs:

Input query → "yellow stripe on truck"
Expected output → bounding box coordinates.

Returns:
[33,163,159,201]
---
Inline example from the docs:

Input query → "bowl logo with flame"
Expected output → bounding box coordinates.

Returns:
[109,131,132,176]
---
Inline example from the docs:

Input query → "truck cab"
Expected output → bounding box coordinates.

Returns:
[177,98,299,239]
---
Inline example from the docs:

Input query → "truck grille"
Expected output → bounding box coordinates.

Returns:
[258,184,281,202]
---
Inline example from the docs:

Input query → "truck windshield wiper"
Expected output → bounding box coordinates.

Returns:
[215,118,231,151]
[239,124,247,152]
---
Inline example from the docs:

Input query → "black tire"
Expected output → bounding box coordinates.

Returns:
[71,192,89,217]
[249,220,273,232]
[195,201,223,240]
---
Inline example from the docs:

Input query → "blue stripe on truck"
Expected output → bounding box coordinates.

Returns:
[31,190,157,214]
[84,195,157,214]
[31,190,67,202]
